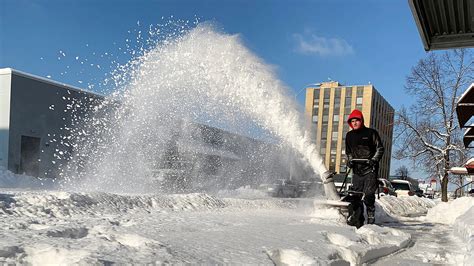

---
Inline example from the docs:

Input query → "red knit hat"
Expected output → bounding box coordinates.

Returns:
[347,109,364,129]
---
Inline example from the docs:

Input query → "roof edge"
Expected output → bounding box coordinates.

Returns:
[0,67,105,98]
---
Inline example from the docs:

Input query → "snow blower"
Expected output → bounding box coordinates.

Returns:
[316,159,371,221]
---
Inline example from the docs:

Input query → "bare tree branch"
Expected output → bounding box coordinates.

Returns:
[394,49,473,202]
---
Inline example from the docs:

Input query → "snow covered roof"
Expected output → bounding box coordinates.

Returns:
[449,157,474,174]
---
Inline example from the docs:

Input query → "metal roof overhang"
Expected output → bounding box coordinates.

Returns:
[409,0,474,51]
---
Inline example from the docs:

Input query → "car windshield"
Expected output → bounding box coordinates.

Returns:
[392,182,410,190]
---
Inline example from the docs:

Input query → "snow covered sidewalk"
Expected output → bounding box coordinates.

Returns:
[0,190,414,265]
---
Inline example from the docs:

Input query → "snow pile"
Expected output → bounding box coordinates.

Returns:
[266,249,318,265]
[326,225,411,265]
[0,191,227,217]
[426,197,474,265]
[23,244,91,265]
[426,196,474,224]
[265,225,412,266]
[453,206,474,264]
[311,195,436,225]
[377,195,435,218]
[0,168,56,190]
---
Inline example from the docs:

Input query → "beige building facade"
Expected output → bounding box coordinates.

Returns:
[305,81,394,179]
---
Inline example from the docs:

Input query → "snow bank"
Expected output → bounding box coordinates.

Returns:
[24,244,90,265]
[377,195,435,218]
[326,225,411,265]
[0,191,227,217]
[453,206,474,265]
[266,249,318,265]
[426,197,474,265]
[426,197,474,224]
[0,168,56,190]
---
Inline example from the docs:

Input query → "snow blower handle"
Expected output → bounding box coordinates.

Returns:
[350,158,371,164]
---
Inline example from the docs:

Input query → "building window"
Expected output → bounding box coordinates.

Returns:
[313,88,320,99]
[333,114,339,122]
[324,88,330,98]
[323,115,328,122]
[356,97,363,105]
[346,87,352,95]
[357,86,364,96]
[323,98,330,108]
[332,131,338,141]
[312,115,318,122]
[321,128,328,140]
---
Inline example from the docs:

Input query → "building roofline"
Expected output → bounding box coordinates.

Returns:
[307,82,394,111]
[0,68,105,98]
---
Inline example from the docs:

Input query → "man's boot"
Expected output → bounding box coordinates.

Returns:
[367,206,375,224]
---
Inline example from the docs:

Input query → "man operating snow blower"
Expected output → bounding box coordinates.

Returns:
[345,109,384,228]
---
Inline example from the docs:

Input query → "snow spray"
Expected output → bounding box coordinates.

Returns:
[59,23,339,199]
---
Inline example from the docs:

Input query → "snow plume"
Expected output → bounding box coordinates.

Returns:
[59,23,328,194]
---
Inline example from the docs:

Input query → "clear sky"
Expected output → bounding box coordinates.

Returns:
[0,0,435,177]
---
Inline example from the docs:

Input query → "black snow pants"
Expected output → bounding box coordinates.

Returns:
[348,171,377,228]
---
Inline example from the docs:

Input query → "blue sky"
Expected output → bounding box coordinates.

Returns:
[0,0,434,177]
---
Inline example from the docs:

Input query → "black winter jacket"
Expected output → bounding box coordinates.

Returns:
[345,126,384,175]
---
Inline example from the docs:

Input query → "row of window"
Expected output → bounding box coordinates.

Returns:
[312,86,377,173]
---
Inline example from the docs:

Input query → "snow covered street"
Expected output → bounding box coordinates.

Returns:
[0,186,472,265]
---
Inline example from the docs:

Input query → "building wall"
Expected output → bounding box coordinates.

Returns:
[152,122,307,192]
[305,82,394,178]
[0,70,12,169]
[7,70,103,178]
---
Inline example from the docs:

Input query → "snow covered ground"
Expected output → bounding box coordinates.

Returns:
[0,169,473,265]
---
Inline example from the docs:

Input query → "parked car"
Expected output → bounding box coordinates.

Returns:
[390,179,416,196]
[424,187,435,199]
[271,179,299,198]
[296,180,318,197]
[414,189,425,197]
[377,178,397,197]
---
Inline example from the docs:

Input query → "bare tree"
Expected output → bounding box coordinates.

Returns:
[394,49,473,202]
[394,165,409,179]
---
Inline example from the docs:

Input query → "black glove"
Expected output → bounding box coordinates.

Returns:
[347,160,354,169]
